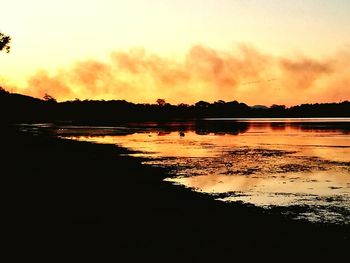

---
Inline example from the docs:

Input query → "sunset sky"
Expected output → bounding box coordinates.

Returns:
[1,0,349,105]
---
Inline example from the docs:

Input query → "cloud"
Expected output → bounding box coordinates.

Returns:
[279,57,332,90]
[7,45,350,105]
[27,70,73,99]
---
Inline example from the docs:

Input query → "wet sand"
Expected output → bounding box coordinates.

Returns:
[2,125,349,258]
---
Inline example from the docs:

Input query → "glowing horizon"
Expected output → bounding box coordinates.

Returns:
[1,0,349,105]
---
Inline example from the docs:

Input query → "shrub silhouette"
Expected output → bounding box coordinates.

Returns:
[0,32,11,53]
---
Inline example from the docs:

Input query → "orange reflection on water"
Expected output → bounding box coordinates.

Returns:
[66,119,350,223]
[169,170,349,205]
[71,131,224,158]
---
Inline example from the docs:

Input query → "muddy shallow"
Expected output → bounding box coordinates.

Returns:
[26,118,350,224]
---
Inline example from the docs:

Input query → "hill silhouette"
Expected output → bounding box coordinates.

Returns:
[1,88,349,124]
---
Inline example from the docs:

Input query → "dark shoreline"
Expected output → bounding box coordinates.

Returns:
[2,125,349,255]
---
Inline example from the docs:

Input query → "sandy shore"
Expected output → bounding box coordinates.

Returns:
[2,125,349,257]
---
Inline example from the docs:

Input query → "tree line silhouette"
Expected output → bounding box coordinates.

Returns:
[1,88,349,124]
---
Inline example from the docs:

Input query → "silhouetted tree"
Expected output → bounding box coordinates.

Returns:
[156,98,166,106]
[195,101,210,108]
[270,104,286,110]
[0,86,9,94]
[43,93,57,103]
[214,100,225,105]
[0,32,11,53]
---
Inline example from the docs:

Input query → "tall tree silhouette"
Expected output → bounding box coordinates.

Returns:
[0,32,11,53]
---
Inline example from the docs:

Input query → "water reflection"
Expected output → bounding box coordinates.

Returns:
[52,118,350,223]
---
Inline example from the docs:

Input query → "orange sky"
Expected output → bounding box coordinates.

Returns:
[1,0,349,105]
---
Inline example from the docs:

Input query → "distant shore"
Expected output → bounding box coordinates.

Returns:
[1,90,349,125]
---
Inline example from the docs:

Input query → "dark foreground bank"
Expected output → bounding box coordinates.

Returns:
[2,125,349,258]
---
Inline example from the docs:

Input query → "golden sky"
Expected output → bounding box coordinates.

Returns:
[1,0,349,105]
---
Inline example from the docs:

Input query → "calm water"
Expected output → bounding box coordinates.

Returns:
[27,118,350,224]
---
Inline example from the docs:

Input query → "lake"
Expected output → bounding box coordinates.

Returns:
[23,118,350,224]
